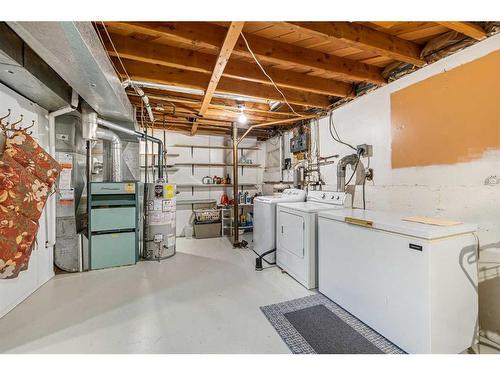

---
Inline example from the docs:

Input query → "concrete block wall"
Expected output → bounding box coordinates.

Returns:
[140,131,264,236]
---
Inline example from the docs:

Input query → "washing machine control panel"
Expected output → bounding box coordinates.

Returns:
[282,189,307,198]
[307,191,351,207]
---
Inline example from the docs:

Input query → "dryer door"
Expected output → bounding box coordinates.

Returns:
[278,210,304,258]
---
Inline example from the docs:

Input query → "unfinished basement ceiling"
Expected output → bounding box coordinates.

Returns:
[95,21,493,138]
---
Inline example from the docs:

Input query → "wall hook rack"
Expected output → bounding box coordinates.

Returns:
[0,112,35,135]
[9,114,24,129]
[0,109,11,125]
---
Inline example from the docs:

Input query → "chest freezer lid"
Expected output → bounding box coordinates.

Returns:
[318,209,477,240]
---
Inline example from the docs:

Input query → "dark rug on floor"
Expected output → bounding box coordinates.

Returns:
[260,294,405,354]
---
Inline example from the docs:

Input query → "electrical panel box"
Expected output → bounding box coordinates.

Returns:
[290,133,309,154]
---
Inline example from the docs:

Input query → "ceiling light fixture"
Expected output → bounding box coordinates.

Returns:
[237,105,247,124]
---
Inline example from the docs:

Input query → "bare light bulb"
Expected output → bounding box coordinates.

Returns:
[238,112,248,124]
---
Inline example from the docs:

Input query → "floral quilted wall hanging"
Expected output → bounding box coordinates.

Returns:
[0,115,61,279]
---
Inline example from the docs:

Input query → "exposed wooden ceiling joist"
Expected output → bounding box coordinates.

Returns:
[280,22,425,66]
[195,21,245,134]
[127,87,275,112]
[106,22,385,84]
[104,33,353,97]
[141,121,270,137]
[113,57,332,108]
[127,90,307,118]
[436,22,486,40]
[98,21,489,139]
[135,101,293,124]
[129,92,308,124]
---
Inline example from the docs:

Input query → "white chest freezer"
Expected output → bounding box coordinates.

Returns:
[317,208,478,354]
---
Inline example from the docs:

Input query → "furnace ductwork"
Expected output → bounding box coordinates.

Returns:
[96,127,122,182]
[97,117,165,181]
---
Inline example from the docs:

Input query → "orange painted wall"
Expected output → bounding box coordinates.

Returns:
[391,49,500,168]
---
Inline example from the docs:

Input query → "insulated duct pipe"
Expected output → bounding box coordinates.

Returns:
[96,118,164,180]
[337,153,364,192]
[121,80,154,122]
[96,127,122,182]
[45,89,79,249]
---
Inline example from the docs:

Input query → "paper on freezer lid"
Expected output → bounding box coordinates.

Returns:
[402,216,462,226]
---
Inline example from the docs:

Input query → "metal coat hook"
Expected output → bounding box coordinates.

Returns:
[9,114,23,130]
[24,120,35,135]
[0,109,11,125]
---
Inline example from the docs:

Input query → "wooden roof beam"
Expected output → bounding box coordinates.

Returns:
[127,91,307,117]
[104,32,353,97]
[280,22,425,66]
[107,22,385,84]
[195,22,245,134]
[114,57,332,109]
[436,22,486,40]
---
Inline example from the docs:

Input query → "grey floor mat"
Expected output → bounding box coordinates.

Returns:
[261,293,405,354]
[284,304,382,354]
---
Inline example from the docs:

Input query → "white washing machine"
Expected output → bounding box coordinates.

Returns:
[276,191,351,288]
[317,208,478,354]
[253,189,306,267]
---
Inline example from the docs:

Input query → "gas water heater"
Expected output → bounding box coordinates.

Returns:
[142,182,176,261]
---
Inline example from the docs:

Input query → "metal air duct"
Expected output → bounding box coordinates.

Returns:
[97,118,165,181]
[96,127,122,182]
[8,22,135,128]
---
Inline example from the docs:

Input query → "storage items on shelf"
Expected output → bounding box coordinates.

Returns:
[219,192,255,237]
[220,193,229,206]
[235,190,256,205]
[201,174,237,185]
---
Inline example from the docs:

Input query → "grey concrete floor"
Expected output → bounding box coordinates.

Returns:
[0,237,312,353]
[1,236,497,354]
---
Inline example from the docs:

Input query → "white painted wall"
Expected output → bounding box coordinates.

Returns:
[140,131,265,236]
[263,34,500,343]
[0,83,55,318]
[308,34,500,343]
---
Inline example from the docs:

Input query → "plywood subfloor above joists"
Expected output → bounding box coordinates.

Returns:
[96,21,490,138]
[112,57,333,109]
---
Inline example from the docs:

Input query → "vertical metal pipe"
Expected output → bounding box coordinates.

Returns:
[232,123,239,245]
[86,139,92,271]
